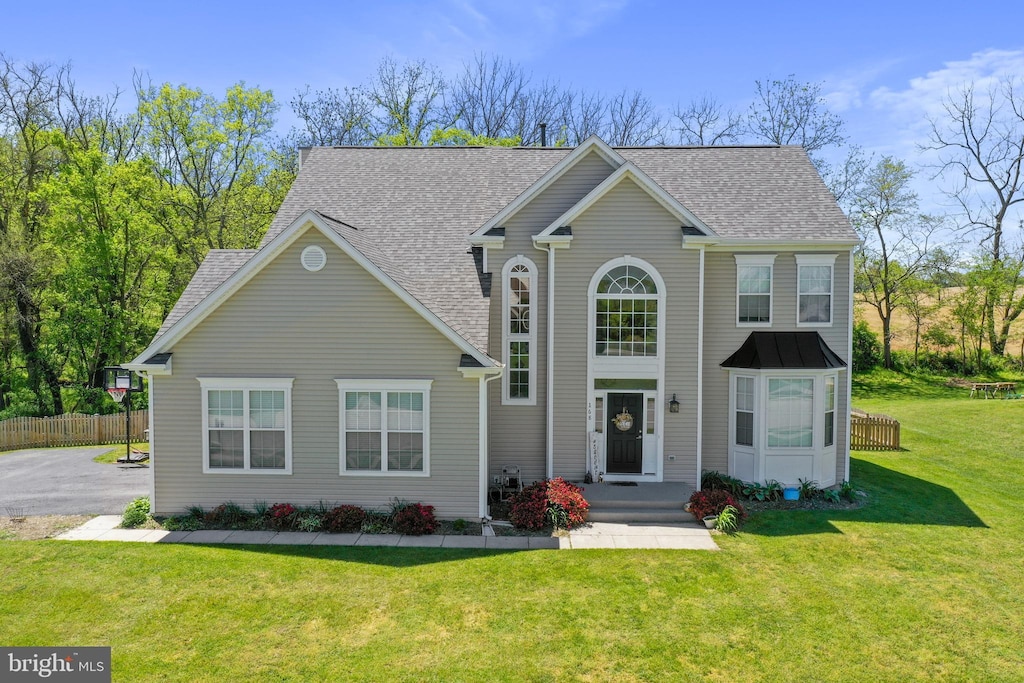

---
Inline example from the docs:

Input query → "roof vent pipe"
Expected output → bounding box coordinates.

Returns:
[539,122,547,147]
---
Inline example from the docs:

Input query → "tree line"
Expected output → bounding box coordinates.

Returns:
[0,51,1020,416]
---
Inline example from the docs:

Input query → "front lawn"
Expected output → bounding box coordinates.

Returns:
[2,371,1022,681]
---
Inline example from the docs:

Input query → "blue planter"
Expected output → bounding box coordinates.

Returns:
[783,487,800,501]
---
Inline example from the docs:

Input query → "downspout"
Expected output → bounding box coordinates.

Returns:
[543,243,555,479]
[845,251,854,483]
[479,371,502,520]
[695,246,705,490]
[144,373,156,512]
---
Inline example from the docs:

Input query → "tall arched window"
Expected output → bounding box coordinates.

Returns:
[595,264,659,357]
[502,257,537,404]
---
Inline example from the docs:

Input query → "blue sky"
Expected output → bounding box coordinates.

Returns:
[7,0,1024,219]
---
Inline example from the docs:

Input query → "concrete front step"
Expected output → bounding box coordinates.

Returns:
[589,508,696,524]
[588,498,687,510]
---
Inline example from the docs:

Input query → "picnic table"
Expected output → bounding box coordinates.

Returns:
[969,382,1018,398]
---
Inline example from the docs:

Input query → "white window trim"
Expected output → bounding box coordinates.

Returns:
[336,379,432,477]
[587,256,667,370]
[198,377,294,475]
[501,256,538,406]
[795,253,837,327]
[735,254,776,327]
[732,374,756,447]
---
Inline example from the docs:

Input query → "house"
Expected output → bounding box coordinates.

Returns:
[126,136,857,519]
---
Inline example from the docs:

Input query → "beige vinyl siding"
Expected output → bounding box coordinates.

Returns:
[701,250,852,484]
[151,227,480,518]
[488,150,615,484]
[549,179,701,483]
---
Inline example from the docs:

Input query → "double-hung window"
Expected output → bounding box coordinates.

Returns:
[337,379,432,476]
[735,255,775,325]
[199,378,293,474]
[734,376,755,446]
[502,257,537,404]
[796,254,837,325]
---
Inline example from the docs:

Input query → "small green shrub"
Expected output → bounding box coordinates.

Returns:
[361,512,393,534]
[162,515,201,532]
[852,320,882,373]
[701,470,745,495]
[798,478,821,499]
[742,479,783,502]
[715,505,740,533]
[297,515,323,532]
[121,497,150,528]
[822,488,841,503]
[393,502,438,535]
[452,518,468,531]
[323,505,366,533]
[839,480,857,502]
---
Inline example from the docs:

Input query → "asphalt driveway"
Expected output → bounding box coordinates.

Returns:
[0,446,148,515]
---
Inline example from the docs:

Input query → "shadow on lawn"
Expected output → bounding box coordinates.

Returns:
[744,457,987,536]
[174,543,524,567]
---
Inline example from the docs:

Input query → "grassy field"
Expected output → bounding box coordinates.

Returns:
[2,370,1023,681]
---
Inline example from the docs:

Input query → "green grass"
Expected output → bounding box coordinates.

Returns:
[93,442,149,464]
[2,371,1023,681]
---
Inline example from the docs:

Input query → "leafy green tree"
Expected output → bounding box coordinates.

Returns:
[35,132,170,411]
[853,157,941,369]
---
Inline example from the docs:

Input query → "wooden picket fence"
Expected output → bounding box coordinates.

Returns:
[850,409,900,451]
[0,411,149,452]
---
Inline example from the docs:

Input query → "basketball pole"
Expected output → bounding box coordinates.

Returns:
[125,390,132,463]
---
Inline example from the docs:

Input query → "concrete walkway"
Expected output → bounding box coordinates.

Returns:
[55,516,717,550]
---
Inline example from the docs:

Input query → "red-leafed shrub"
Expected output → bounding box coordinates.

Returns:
[688,489,744,521]
[323,505,366,533]
[268,503,297,530]
[393,502,438,535]
[509,478,589,530]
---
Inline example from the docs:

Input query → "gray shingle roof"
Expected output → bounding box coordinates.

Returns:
[160,144,853,355]
[155,250,257,339]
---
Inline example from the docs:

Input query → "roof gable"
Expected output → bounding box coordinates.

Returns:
[129,210,498,369]
[537,161,715,238]
[470,136,624,240]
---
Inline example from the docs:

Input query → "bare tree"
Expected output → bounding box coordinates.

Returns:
[672,95,742,145]
[444,53,528,138]
[511,80,565,146]
[606,89,664,145]
[290,85,373,146]
[747,75,845,170]
[367,56,446,145]
[926,77,1024,355]
[558,89,606,146]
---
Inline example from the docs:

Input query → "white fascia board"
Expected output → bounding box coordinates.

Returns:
[131,209,497,370]
[467,235,506,247]
[531,234,573,249]
[122,362,172,376]
[707,239,861,251]
[459,366,503,379]
[537,162,716,238]
[470,136,625,238]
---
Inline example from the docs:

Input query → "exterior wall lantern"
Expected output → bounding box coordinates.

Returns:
[668,393,680,413]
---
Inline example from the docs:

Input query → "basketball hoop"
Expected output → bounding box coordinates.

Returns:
[107,388,127,403]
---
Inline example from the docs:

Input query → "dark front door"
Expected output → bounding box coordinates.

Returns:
[606,393,643,474]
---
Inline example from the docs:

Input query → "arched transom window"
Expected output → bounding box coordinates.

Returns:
[595,264,659,357]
